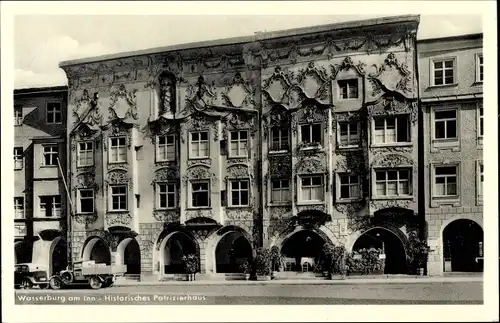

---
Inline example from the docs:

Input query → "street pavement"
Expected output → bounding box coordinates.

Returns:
[15,280,483,304]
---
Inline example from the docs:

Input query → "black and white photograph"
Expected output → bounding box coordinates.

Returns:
[1,1,498,322]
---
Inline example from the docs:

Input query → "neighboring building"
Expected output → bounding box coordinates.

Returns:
[13,86,69,275]
[418,33,483,275]
[59,15,421,281]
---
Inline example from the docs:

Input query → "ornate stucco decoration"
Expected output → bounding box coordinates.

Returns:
[74,171,99,192]
[185,76,218,107]
[368,52,413,96]
[334,200,366,214]
[182,165,216,185]
[295,62,331,102]
[101,120,134,150]
[369,199,412,214]
[226,209,253,220]
[291,101,329,136]
[366,94,418,126]
[105,212,133,226]
[184,209,214,222]
[268,206,293,219]
[108,84,139,122]
[106,169,130,186]
[84,229,121,252]
[187,159,211,168]
[221,72,256,109]
[153,209,180,223]
[263,105,290,139]
[262,66,294,103]
[335,151,365,174]
[295,157,325,174]
[226,164,250,180]
[332,111,360,133]
[181,112,219,143]
[222,111,257,138]
[141,116,180,145]
[159,72,177,115]
[330,56,366,79]
[296,204,326,214]
[152,167,178,185]
[372,153,413,168]
[269,154,292,177]
[74,213,98,226]
[72,89,103,128]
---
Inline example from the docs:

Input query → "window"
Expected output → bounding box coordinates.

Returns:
[47,102,62,124]
[374,115,409,144]
[109,137,127,163]
[157,135,176,161]
[434,166,458,197]
[434,109,457,140]
[191,181,210,207]
[77,142,94,167]
[110,185,128,211]
[230,180,249,206]
[339,174,361,199]
[478,107,484,137]
[43,145,59,166]
[375,169,411,197]
[300,175,324,202]
[78,189,94,213]
[476,54,483,82]
[14,107,23,126]
[271,126,289,151]
[14,147,23,170]
[157,183,176,209]
[40,196,61,217]
[14,197,24,219]
[300,124,322,145]
[271,179,291,203]
[432,59,455,86]
[339,121,359,147]
[229,131,248,157]
[190,131,209,158]
[478,164,484,197]
[338,79,359,99]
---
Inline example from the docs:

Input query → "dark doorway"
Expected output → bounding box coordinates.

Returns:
[353,228,407,274]
[281,230,326,272]
[164,232,197,274]
[443,219,483,272]
[215,232,253,273]
[90,239,111,265]
[124,239,141,275]
[14,241,32,264]
[52,239,68,275]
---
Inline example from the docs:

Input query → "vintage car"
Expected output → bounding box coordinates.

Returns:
[49,260,127,290]
[14,263,50,289]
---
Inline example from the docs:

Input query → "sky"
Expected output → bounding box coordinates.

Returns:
[13,14,483,89]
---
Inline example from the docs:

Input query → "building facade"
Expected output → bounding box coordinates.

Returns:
[14,86,69,275]
[418,34,484,276]
[59,15,422,281]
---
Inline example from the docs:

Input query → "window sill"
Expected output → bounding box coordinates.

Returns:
[297,201,325,206]
[226,205,251,209]
[14,168,23,171]
[40,165,58,168]
[107,210,129,213]
[336,198,363,203]
[428,83,458,89]
[188,156,210,160]
[299,146,324,152]
[156,159,176,163]
[75,212,96,216]
[431,197,460,208]
[337,145,361,150]
[47,122,63,125]
[77,164,95,168]
[268,202,293,207]
[268,150,289,155]
[108,161,128,165]
[186,207,212,210]
[154,208,179,211]
[228,155,250,159]
[371,196,413,201]
[371,142,412,148]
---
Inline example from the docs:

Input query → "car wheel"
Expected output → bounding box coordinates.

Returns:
[49,276,63,290]
[21,278,33,289]
[39,284,48,289]
[89,276,102,289]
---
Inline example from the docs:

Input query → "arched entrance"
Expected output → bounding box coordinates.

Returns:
[442,219,483,272]
[352,227,407,274]
[116,238,141,275]
[15,241,32,264]
[281,230,327,272]
[82,237,111,265]
[50,238,68,275]
[215,231,253,273]
[159,232,197,274]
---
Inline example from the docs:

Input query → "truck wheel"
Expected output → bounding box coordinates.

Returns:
[102,278,114,288]
[89,276,102,289]
[21,278,33,289]
[49,276,63,290]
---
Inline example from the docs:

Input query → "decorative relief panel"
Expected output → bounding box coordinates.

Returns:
[187,159,211,169]
[330,56,366,79]
[269,154,292,177]
[295,62,331,101]
[159,72,177,114]
[74,171,99,191]
[182,166,216,185]
[295,157,325,174]
[105,212,133,226]
[185,76,218,106]
[74,213,98,226]
[106,169,131,185]
[296,204,326,214]
[222,112,257,138]
[226,164,250,179]
[227,158,248,167]
[141,117,180,145]
[152,167,178,184]
[72,89,103,128]
[332,111,361,132]
[367,95,418,126]
[369,199,413,213]
[153,209,180,223]
[335,151,365,173]
[221,72,256,109]
[262,105,290,139]
[185,209,214,221]
[368,52,413,95]
[108,84,138,121]
[371,153,413,168]
[182,113,219,142]
[226,209,253,220]
[268,206,293,219]
[102,121,133,150]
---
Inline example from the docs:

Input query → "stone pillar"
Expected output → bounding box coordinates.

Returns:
[426,237,443,276]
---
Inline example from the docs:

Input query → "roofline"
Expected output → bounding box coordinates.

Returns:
[418,33,483,44]
[14,85,68,96]
[59,14,420,68]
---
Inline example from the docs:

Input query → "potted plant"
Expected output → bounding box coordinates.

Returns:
[322,244,335,277]
[270,246,283,280]
[254,248,272,281]
[331,245,347,279]
[182,254,199,281]
[239,259,252,280]
[407,231,430,276]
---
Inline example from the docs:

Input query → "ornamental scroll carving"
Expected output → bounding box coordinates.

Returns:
[72,89,103,128]
[330,56,366,79]
[335,151,365,173]
[74,213,98,225]
[369,199,412,213]
[296,204,326,214]
[268,206,293,219]
[368,52,413,95]
[152,167,178,184]
[182,165,216,185]
[367,96,418,126]
[187,159,212,168]
[185,76,218,106]
[185,209,213,222]
[102,121,133,149]
[223,112,257,138]
[105,212,133,226]
[221,72,256,109]
[371,153,413,168]
[291,102,329,135]
[295,62,331,101]
[153,209,180,223]
[269,154,292,177]
[295,157,325,174]
[183,113,218,142]
[263,106,290,139]
[106,169,130,185]
[226,164,250,179]
[74,171,99,192]
[108,84,138,121]
[141,117,180,145]
[226,209,253,220]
